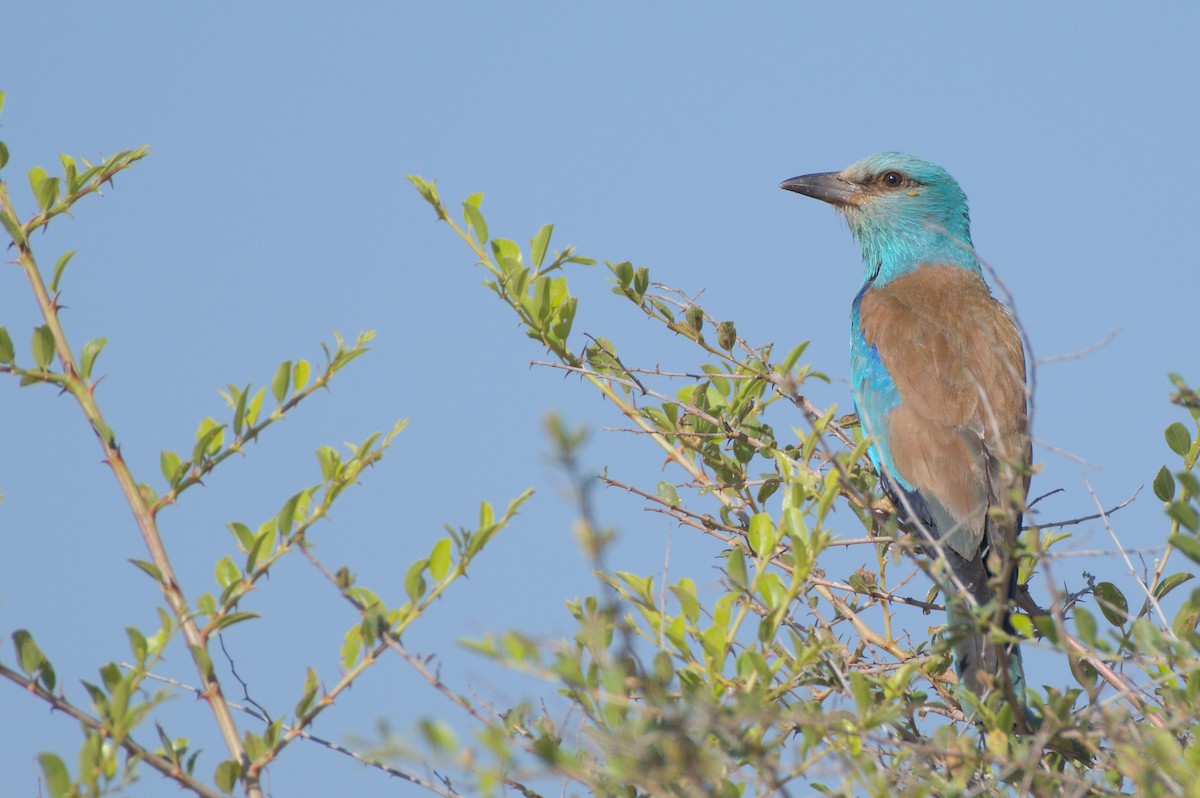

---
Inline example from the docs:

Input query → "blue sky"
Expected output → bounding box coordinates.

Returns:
[2,4,1198,795]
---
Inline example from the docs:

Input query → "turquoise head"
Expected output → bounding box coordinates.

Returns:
[781,152,980,284]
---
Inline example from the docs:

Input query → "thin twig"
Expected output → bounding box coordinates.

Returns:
[1034,329,1121,365]
[1028,487,1140,530]
[122,664,464,796]
[1039,545,1168,560]
[1032,436,1100,469]
[1082,476,1175,636]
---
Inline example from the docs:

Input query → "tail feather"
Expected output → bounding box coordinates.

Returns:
[944,547,1026,709]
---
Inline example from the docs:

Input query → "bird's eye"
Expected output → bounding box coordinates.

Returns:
[881,171,905,188]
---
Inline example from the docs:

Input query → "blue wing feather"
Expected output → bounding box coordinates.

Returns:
[850,286,934,530]
[849,283,940,532]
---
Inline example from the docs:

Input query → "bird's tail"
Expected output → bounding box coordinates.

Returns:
[944,549,1027,711]
[947,604,1026,709]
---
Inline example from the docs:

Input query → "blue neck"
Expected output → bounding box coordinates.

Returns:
[851,214,981,286]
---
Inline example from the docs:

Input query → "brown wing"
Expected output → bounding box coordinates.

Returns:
[858,264,1028,560]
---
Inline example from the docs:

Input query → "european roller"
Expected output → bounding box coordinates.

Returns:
[780,153,1029,707]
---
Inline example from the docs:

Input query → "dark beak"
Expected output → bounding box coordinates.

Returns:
[779,172,860,207]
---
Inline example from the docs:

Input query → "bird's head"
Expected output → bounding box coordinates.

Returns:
[780,152,979,283]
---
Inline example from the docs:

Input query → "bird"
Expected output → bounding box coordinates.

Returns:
[779,152,1029,709]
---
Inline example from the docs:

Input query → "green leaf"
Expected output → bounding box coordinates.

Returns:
[656,480,680,508]
[293,359,312,392]
[1169,533,1200,565]
[1168,501,1200,533]
[1173,599,1200,638]
[160,450,182,485]
[59,153,78,193]
[1032,614,1059,644]
[463,195,488,244]
[295,667,320,717]
[1153,465,1176,502]
[210,611,260,633]
[31,325,54,369]
[550,295,577,343]
[276,492,302,537]
[405,558,429,600]
[491,238,522,269]
[40,176,60,210]
[1094,581,1128,626]
[757,571,785,610]
[227,522,254,551]
[12,629,45,676]
[530,275,553,322]
[196,593,217,617]
[245,528,272,571]
[27,165,48,202]
[725,547,747,589]
[0,141,8,171]
[1153,571,1193,600]
[1182,471,1200,496]
[1074,607,1098,647]
[243,730,266,761]
[272,360,292,403]
[231,382,250,435]
[193,417,225,462]
[633,266,650,295]
[242,386,264,427]
[0,326,13,363]
[353,431,381,461]
[0,208,23,245]
[129,559,163,582]
[214,759,241,794]
[126,627,148,663]
[214,556,239,591]
[1166,422,1192,457]
[428,538,453,582]
[316,445,341,481]
[419,719,458,753]
[38,753,71,798]
[607,260,633,286]
[1009,613,1033,639]
[530,224,553,268]
[340,626,363,670]
[670,578,700,623]
[80,337,107,380]
[747,512,775,556]
[100,662,121,692]
[49,250,76,293]
[849,672,871,714]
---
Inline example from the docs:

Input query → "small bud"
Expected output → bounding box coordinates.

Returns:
[717,320,737,351]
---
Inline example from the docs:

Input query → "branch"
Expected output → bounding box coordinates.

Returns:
[1027,487,1141,531]
[1,663,224,798]
[123,664,463,797]
[1082,476,1174,636]
[0,173,258,796]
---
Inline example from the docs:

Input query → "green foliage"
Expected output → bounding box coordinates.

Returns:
[4,97,1200,797]
[0,114,526,798]
[378,180,1200,797]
